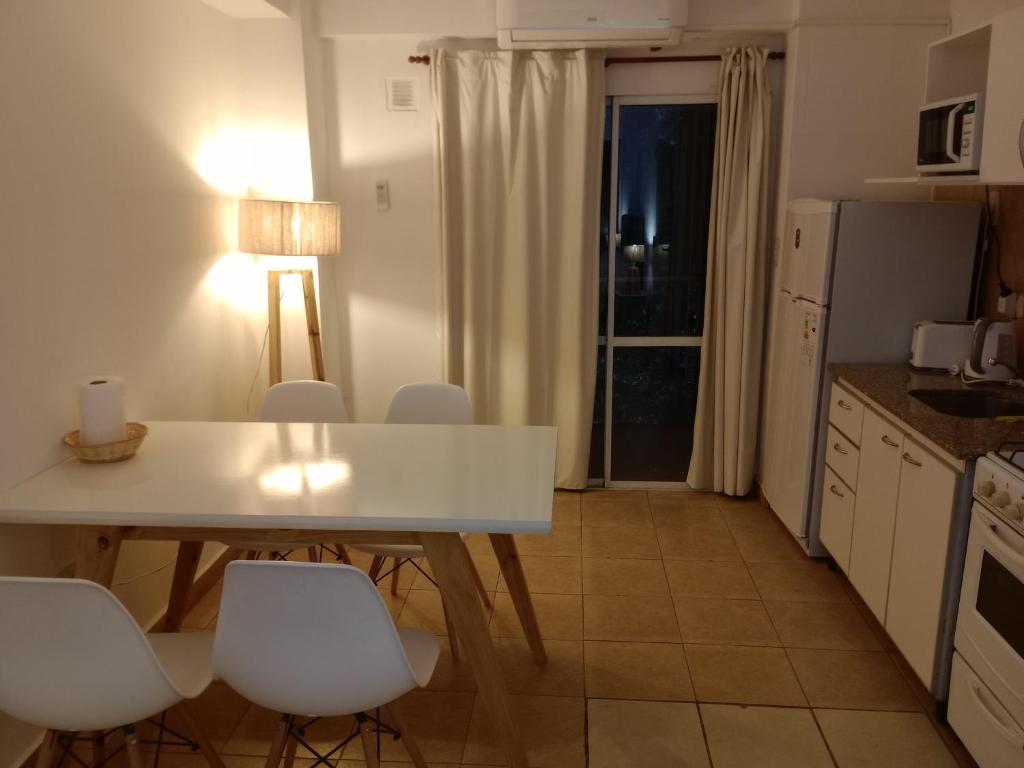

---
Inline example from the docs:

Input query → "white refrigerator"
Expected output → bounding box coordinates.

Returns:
[760,199,982,554]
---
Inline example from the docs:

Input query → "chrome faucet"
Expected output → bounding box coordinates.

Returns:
[970,317,995,374]
[989,356,1021,379]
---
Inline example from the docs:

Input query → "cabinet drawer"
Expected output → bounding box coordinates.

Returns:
[825,425,859,490]
[829,384,864,445]
[820,466,855,573]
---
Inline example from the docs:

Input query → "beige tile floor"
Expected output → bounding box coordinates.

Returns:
[155,490,978,767]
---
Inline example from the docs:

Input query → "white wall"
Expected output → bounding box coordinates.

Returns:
[781,22,942,205]
[324,37,444,422]
[950,0,1024,31]
[0,2,311,763]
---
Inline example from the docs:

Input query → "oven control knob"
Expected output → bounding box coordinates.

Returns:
[978,480,996,497]
[1011,504,1024,522]
[992,491,1012,508]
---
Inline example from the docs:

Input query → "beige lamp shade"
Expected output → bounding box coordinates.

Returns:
[238,199,341,256]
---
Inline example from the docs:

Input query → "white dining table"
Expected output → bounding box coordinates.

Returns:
[0,420,557,768]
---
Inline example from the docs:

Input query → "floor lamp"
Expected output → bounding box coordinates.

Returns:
[238,199,341,385]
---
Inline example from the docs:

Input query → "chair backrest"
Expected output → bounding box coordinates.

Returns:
[213,561,420,717]
[259,380,349,423]
[385,383,471,425]
[0,578,183,732]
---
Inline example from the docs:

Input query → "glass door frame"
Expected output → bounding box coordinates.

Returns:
[600,93,719,490]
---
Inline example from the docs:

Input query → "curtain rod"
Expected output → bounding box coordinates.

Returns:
[409,51,785,66]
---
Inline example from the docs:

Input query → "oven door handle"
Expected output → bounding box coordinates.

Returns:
[981,515,1024,567]
[969,682,1024,749]
[946,103,964,163]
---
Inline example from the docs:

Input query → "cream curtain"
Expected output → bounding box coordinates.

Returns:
[687,47,771,496]
[432,49,605,489]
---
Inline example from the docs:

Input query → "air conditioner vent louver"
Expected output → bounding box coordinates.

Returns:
[386,78,418,112]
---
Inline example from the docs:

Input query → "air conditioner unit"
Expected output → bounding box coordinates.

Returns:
[496,0,687,49]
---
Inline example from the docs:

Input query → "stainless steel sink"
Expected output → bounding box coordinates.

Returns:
[908,389,1024,419]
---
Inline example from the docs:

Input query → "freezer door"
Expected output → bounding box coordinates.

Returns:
[767,296,828,540]
[781,199,839,305]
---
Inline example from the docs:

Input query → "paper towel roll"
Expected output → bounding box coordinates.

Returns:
[78,376,126,445]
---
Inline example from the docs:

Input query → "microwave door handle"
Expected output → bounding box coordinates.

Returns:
[946,103,964,163]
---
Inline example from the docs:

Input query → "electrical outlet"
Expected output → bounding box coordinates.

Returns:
[375,180,390,211]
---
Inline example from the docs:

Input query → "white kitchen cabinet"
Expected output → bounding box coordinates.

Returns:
[922,5,1024,185]
[885,435,960,688]
[978,6,1024,184]
[848,409,903,624]
[821,466,855,572]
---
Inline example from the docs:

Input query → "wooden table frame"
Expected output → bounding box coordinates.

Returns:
[73,525,545,768]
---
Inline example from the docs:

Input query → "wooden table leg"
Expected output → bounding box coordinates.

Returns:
[73,526,124,585]
[420,532,527,768]
[489,534,546,663]
[162,541,203,631]
[34,730,57,768]
[90,731,107,767]
[173,702,226,768]
[382,703,427,768]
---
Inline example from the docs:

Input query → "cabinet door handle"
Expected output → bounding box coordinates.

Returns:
[829,484,845,499]
[833,442,849,455]
[901,452,922,467]
[837,399,853,411]
[881,435,899,448]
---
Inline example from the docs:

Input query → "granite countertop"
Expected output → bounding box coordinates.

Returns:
[829,363,1024,461]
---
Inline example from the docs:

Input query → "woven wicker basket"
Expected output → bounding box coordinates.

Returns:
[64,422,148,463]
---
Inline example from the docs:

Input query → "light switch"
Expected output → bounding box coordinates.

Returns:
[375,180,390,211]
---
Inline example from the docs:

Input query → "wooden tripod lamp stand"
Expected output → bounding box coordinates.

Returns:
[238,199,341,385]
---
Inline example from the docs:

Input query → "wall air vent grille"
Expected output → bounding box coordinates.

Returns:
[385,78,418,112]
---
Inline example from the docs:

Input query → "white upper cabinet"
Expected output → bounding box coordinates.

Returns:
[979,7,1024,184]
[923,6,1024,184]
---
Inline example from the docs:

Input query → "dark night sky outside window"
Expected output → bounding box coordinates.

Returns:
[590,99,717,484]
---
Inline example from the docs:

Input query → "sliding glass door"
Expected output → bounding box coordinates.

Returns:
[590,96,717,487]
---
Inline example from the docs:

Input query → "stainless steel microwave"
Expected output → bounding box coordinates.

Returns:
[917,92,984,175]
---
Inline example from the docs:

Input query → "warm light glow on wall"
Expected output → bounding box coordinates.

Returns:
[194,124,313,200]
[195,125,320,324]
[204,251,318,314]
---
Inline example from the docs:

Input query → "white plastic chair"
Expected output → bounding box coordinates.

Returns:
[0,577,223,768]
[259,380,349,423]
[213,561,438,768]
[239,380,352,564]
[350,384,491,658]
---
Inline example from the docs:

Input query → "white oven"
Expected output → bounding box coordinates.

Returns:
[950,454,1024,766]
